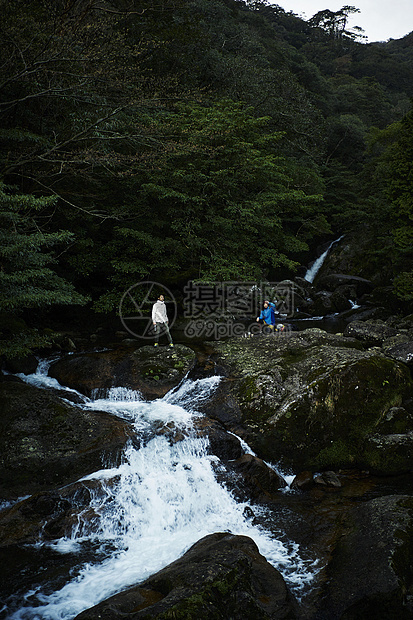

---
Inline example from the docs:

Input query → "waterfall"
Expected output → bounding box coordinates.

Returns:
[304,235,344,283]
[6,362,319,620]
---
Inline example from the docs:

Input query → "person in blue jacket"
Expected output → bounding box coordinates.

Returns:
[256,299,276,334]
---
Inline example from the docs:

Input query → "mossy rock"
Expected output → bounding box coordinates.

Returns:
[317,495,413,619]
[209,330,413,474]
[130,345,195,395]
[49,344,196,400]
[74,533,298,619]
[0,380,132,500]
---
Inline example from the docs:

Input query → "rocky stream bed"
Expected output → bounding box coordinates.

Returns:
[1,310,413,619]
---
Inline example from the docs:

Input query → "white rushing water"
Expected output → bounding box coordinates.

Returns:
[304,235,344,283]
[8,360,319,620]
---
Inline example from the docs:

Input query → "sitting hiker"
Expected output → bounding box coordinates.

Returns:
[256,300,276,334]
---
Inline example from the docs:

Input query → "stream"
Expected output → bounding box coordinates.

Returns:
[2,359,320,619]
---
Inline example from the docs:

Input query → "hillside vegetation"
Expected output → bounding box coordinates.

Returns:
[0,0,412,356]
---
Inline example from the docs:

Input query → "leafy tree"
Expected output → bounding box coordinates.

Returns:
[358,106,413,301]
[0,184,88,357]
[324,113,367,171]
[331,76,393,128]
[95,99,326,311]
[351,40,413,95]
[308,6,366,43]
[321,161,363,231]
[1,0,412,321]
[384,107,413,300]
[0,0,181,198]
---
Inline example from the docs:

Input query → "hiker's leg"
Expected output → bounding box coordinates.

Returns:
[164,323,173,344]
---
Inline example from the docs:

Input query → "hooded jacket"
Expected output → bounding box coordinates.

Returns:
[152,299,168,323]
[259,302,276,325]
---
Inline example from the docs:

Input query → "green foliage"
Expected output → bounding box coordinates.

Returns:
[93,99,324,310]
[308,6,365,43]
[0,184,89,357]
[325,113,368,171]
[357,105,413,300]
[0,324,53,360]
[1,0,413,322]
[331,76,394,128]
[385,108,413,300]
[393,272,413,302]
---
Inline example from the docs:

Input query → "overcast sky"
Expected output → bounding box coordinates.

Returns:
[275,1,413,42]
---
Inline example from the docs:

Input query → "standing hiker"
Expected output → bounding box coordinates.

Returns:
[152,294,174,347]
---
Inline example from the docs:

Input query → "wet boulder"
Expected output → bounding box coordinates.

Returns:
[230,454,287,500]
[330,286,354,312]
[343,319,398,347]
[381,316,413,366]
[0,491,72,547]
[364,432,413,475]
[384,340,413,368]
[316,495,413,619]
[74,532,298,619]
[148,416,244,463]
[294,277,316,297]
[208,330,413,474]
[3,354,39,375]
[312,291,334,315]
[344,319,413,367]
[193,416,244,462]
[290,471,314,491]
[0,477,119,547]
[316,274,373,297]
[0,379,132,500]
[49,344,196,400]
[313,471,342,488]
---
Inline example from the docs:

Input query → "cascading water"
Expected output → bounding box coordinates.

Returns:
[304,235,344,283]
[4,360,319,620]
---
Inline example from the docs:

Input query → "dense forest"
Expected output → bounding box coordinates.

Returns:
[1,0,412,357]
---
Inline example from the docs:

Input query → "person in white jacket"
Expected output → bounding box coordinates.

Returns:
[152,294,173,347]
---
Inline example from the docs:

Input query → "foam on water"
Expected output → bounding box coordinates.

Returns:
[12,356,89,402]
[7,360,319,620]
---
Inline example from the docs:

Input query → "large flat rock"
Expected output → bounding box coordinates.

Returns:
[49,344,196,399]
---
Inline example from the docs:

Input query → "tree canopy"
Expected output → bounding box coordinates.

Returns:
[0,0,412,356]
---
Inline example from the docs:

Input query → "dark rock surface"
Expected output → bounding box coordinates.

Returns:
[0,379,132,499]
[2,303,413,620]
[384,340,413,367]
[0,478,109,546]
[316,494,413,619]
[343,319,398,346]
[290,471,314,491]
[204,329,413,474]
[230,453,287,500]
[48,344,196,399]
[0,416,246,548]
[3,353,39,375]
[316,274,373,296]
[74,532,298,619]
